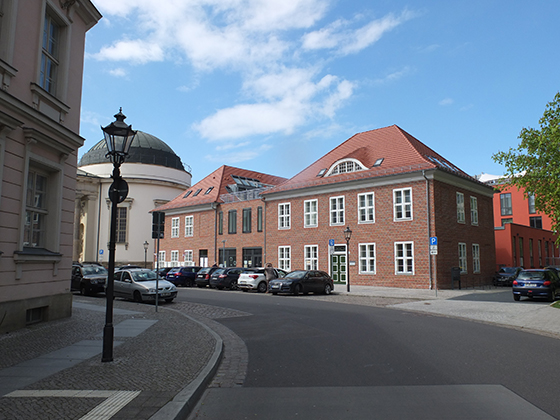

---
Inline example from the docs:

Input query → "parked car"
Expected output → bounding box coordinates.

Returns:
[512,268,560,302]
[157,267,177,278]
[116,264,142,270]
[195,267,222,288]
[269,270,334,296]
[493,266,522,287]
[113,268,177,303]
[209,267,244,290]
[166,266,201,287]
[71,262,108,296]
[237,267,288,293]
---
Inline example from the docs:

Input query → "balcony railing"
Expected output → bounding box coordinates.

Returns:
[220,187,271,203]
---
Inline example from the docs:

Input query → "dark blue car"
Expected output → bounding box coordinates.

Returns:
[166,266,201,287]
[512,268,560,302]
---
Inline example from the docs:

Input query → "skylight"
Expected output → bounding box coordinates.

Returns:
[373,158,384,167]
[192,188,202,197]
[183,190,192,198]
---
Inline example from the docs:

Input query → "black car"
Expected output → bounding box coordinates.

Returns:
[209,267,244,290]
[512,268,560,302]
[158,267,177,278]
[269,270,334,296]
[493,266,522,287]
[195,267,221,288]
[71,263,108,296]
[166,266,201,287]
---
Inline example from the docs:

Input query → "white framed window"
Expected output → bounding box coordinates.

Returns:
[158,251,166,264]
[470,196,478,226]
[358,192,375,224]
[116,207,128,243]
[393,188,412,221]
[395,242,414,274]
[171,250,179,264]
[185,215,194,237]
[278,203,291,229]
[304,199,318,228]
[304,245,318,270]
[457,192,465,224]
[278,246,291,271]
[472,244,480,273]
[326,158,367,176]
[330,196,345,225]
[184,250,194,264]
[459,242,468,274]
[21,157,64,253]
[171,217,179,238]
[359,243,376,274]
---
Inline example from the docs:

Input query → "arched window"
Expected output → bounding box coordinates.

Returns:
[325,159,366,176]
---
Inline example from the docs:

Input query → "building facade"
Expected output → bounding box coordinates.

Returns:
[156,126,496,290]
[479,174,559,268]
[76,131,191,268]
[0,0,101,333]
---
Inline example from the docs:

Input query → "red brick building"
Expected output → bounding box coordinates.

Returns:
[480,175,559,268]
[155,126,496,289]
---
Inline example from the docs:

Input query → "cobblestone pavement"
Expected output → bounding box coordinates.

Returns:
[0,296,249,420]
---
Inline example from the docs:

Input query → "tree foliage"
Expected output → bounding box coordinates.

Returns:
[493,92,560,235]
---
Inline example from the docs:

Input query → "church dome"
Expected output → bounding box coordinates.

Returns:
[79,131,186,171]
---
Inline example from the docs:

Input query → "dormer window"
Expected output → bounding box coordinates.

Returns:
[325,159,366,177]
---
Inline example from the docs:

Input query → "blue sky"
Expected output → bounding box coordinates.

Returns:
[80,0,560,184]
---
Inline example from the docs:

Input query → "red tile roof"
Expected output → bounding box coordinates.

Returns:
[263,125,474,194]
[154,165,288,211]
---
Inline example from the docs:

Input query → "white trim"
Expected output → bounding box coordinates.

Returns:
[278,245,291,271]
[394,241,414,275]
[278,202,291,230]
[304,244,319,270]
[304,199,318,228]
[358,242,376,274]
[393,188,412,221]
[329,195,345,226]
[357,192,375,224]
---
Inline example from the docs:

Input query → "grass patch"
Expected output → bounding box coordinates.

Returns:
[552,301,560,309]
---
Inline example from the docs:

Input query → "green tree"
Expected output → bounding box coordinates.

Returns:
[493,91,560,236]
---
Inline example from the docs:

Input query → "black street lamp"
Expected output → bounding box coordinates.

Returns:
[143,241,149,268]
[344,226,352,293]
[101,108,137,363]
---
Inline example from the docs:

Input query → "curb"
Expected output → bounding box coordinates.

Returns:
[149,308,224,420]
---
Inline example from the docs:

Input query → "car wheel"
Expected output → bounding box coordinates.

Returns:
[230,281,238,290]
[133,291,143,303]
[323,283,332,295]
[79,284,86,296]
[257,281,267,293]
[548,291,555,303]
[513,294,520,301]
[293,284,302,296]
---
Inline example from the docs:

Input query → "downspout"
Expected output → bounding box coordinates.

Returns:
[96,180,102,262]
[261,196,266,265]
[423,170,434,292]
[212,202,217,264]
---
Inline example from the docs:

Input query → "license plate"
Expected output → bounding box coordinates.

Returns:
[271,284,279,289]
[526,284,538,287]
[160,293,170,297]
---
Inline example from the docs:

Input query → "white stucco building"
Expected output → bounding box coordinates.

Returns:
[75,131,191,267]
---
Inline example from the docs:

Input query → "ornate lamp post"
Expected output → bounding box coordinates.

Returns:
[101,108,137,363]
[344,226,352,292]
[143,241,149,268]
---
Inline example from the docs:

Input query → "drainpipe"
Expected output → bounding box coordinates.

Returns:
[261,196,266,266]
[423,170,434,292]
[212,202,217,264]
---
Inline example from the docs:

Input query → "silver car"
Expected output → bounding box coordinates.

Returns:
[113,268,177,303]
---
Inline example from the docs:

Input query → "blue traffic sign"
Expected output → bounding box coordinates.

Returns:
[430,237,437,246]
[329,239,335,246]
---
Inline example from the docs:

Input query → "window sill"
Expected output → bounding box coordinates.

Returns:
[29,83,70,123]
[13,248,62,279]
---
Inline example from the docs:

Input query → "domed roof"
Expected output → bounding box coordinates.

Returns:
[79,131,185,171]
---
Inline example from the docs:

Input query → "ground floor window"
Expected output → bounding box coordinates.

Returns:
[395,242,414,274]
[458,242,467,274]
[171,250,179,265]
[278,246,291,271]
[359,243,376,274]
[184,250,193,264]
[304,245,318,270]
[472,244,480,273]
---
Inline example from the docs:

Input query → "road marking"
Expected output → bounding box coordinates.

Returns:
[5,389,141,420]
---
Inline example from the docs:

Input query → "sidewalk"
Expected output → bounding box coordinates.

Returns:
[1,286,559,420]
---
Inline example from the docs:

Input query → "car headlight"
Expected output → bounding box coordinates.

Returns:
[148,288,156,293]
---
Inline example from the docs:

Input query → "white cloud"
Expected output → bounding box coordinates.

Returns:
[108,68,127,77]
[302,9,416,55]
[439,98,454,106]
[90,1,417,157]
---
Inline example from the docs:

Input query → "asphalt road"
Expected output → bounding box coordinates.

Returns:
[179,288,560,420]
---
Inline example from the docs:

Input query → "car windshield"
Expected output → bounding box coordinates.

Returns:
[82,266,108,275]
[132,271,158,281]
[284,271,306,280]
[517,271,546,280]
[499,267,518,274]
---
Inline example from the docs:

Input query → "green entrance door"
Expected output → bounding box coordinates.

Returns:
[331,253,346,283]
